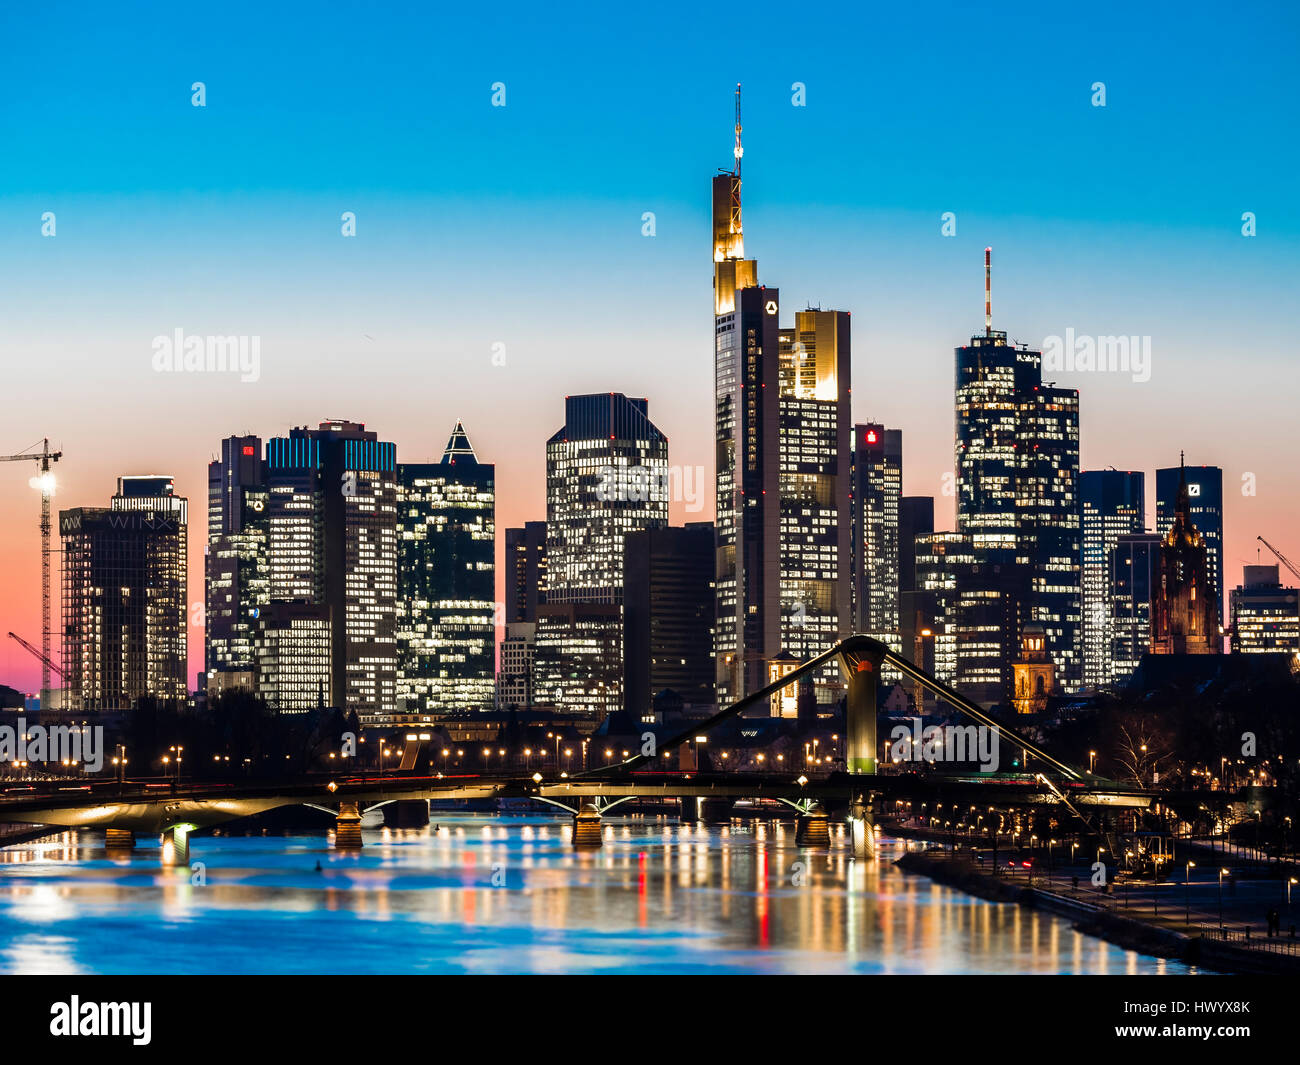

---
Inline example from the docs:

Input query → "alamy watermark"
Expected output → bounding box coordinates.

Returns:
[887,718,999,773]
[151,329,261,383]
[0,718,104,772]
[595,464,707,513]
[1042,329,1151,383]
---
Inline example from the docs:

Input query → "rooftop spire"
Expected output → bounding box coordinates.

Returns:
[733,83,743,178]
[440,421,478,465]
[984,247,992,336]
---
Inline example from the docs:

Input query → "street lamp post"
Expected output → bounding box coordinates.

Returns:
[1186,860,1195,924]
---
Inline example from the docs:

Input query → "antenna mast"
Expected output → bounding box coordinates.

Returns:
[733,83,743,178]
[984,247,992,336]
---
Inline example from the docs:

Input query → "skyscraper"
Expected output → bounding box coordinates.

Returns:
[60,477,188,710]
[1079,470,1145,689]
[265,421,398,720]
[853,423,902,649]
[712,90,852,709]
[1110,533,1160,685]
[1157,462,1223,621]
[623,523,716,720]
[952,251,1080,701]
[537,393,668,717]
[505,521,547,624]
[713,89,781,706]
[205,435,269,695]
[778,310,852,700]
[396,423,496,715]
[1151,461,1221,655]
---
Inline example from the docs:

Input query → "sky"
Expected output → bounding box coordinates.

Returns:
[1,0,1298,690]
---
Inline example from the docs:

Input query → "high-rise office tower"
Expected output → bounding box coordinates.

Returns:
[713,88,782,706]
[396,423,495,715]
[1151,461,1221,655]
[852,423,902,648]
[1231,564,1300,656]
[253,602,332,712]
[498,622,536,709]
[1156,461,1223,620]
[1110,532,1159,685]
[1079,470,1145,689]
[777,310,852,700]
[265,421,398,720]
[505,521,547,623]
[60,477,188,710]
[899,496,936,694]
[537,393,668,718]
[205,435,270,695]
[623,523,716,720]
[953,250,1081,701]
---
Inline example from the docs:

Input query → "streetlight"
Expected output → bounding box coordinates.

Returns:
[1089,750,1097,773]
[1219,867,1229,930]
[1185,860,1195,924]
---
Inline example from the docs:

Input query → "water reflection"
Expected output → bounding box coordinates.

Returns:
[0,817,1194,974]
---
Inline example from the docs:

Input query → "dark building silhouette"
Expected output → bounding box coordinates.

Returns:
[505,521,547,624]
[1156,463,1223,622]
[623,523,716,720]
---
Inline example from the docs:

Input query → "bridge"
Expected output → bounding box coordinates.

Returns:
[0,635,1240,863]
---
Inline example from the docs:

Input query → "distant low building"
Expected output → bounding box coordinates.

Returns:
[1231,564,1299,658]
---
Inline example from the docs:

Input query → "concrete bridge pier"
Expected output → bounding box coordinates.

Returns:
[700,798,732,824]
[105,828,136,851]
[848,796,876,860]
[335,802,363,849]
[160,825,192,866]
[795,803,831,848]
[572,803,603,848]
[679,797,700,823]
[382,799,429,829]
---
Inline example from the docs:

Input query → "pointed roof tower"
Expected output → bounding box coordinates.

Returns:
[440,421,478,466]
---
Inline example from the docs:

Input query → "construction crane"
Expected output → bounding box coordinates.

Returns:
[1258,535,1300,583]
[1,439,63,708]
[6,632,66,681]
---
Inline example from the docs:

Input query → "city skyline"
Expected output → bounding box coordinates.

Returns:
[3,1,1300,690]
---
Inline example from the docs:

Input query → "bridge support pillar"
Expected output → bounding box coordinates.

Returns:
[840,641,885,775]
[795,803,831,849]
[572,803,603,848]
[335,802,363,849]
[382,799,429,829]
[700,798,732,824]
[105,828,135,851]
[679,796,700,823]
[160,825,191,866]
[848,796,875,860]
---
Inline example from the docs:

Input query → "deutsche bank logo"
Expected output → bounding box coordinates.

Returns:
[1188,483,1201,497]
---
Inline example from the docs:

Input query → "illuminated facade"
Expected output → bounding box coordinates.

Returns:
[543,394,668,717]
[1079,470,1145,689]
[776,310,851,703]
[711,91,851,709]
[396,423,496,715]
[1151,460,1221,655]
[254,602,331,712]
[265,421,399,719]
[1156,463,1223,623]
[498,622,536,709]
[59,477,188,710]
[1110,533,1160,685]
[852,423,902,650]
[1011,623,1055,714]
[205,435,269,693]
[1231,565,1300,657]
[953,261,1081,699]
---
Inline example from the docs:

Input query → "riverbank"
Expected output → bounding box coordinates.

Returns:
[895,847,1299,975]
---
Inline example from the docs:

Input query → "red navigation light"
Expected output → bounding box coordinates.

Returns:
[242,445,255,456]
[857,660,873,673]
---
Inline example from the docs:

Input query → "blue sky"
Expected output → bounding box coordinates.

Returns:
[0,0,1297,686]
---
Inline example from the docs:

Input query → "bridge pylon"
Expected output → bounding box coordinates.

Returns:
[839,638,886,775]
[160,824,194,866]
[572,803,603,848]
[105,828,135,852]
[847,794,876,859]
[795,803,831,848]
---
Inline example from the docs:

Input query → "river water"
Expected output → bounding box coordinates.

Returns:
[0,815,1194,974]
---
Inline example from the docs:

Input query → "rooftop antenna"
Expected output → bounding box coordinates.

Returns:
[733,83,743,178]
[984,247,992,336]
